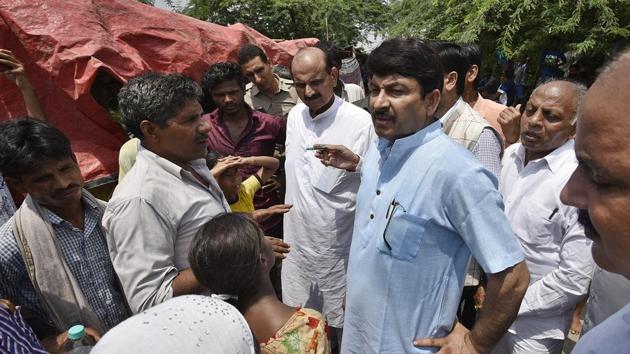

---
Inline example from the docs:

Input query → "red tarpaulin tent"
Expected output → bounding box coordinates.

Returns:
[0,0,316,187]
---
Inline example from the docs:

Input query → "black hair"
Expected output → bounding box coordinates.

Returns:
[314,41,340,70]
[431,41,468,95]
[205,150,224,169]
[367,38,443,96]
[117,72,202,139]
[0,118,73,179]
[461,44,482,89]
[201,62,247,94]
[461,44,482,68]
[189,213,264,310]
[237,44,268,65]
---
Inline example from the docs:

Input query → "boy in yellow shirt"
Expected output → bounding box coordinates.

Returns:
[206,152,291,222]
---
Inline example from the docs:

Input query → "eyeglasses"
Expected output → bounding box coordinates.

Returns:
[383,199,406,250]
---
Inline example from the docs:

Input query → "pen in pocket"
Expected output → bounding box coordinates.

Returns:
[548,207,559,220]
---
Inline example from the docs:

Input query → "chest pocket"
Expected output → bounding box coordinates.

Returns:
[376,210,429,261]
[514,198,564,246]
[309,154,348,194]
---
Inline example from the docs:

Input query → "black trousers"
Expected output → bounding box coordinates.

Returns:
[458,285,478,330]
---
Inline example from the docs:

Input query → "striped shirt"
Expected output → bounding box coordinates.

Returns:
[0,196,130,336]
[0,302,47,354]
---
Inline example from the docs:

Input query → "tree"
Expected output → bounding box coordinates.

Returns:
[173,0,388,46]
[386,0,630,80]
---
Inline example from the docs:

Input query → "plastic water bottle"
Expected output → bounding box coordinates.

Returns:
[63,325,95,354]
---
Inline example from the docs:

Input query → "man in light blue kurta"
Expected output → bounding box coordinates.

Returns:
[343,120,525,353]
[316,39,529,354]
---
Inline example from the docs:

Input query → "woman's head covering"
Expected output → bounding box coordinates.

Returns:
[91,295,256,354]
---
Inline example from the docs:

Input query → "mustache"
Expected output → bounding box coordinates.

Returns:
[54,184,80,195]
[372,108,395,119]
[304,93,321,101]
[578,209,595,231]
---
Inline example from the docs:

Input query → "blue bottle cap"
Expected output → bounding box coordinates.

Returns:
[68,325,85,341]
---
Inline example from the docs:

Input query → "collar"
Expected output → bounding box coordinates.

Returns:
[439,97,465,125]
[377,119,442,155]
[137,146,206,181]
[208,105,256,124]
[513,139,575,174]
[250,74,285,97]
[45,193,99,226]
[308,95,343,121]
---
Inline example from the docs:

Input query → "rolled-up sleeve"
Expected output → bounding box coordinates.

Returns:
[102,198,178,313]
[518,214,594,316]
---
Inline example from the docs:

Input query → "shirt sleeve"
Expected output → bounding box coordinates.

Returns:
[242,175,262,198]
[518,212,595,317]
[118,139,138,182]
[471,128,502,177]
[445,165,524,274]
[102,198,178,313]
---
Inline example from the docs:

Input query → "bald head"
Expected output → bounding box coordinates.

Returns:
[519,79,585,162]
[531,79,586,125]
[291,47,338,114]
[292,47,333,72]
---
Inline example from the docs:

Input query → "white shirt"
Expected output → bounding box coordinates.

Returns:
[500,140,595,340]
[340,81,365,103]
[282,96,375,327]
[572,303,630,354]
[103,148,229,313]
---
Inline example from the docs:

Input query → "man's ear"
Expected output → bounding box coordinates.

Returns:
[444,71,458,93]
[466,65,479,84]
[331,67,340,86]
[139,120,160,142]
[425,89,442,117]
[259,252,271,268]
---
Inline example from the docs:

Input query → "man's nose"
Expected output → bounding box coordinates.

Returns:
[560,167,588,209]
[305,84,316,97]
[199,118,211,134]
[371,91,389,110]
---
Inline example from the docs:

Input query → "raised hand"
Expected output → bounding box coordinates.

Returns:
[498,104,522,145]
[0,49,27,85]
[210,155,243,179]
[312,144,360,172]
[0,49,45,120]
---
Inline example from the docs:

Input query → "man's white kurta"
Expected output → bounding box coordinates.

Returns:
[282,96,374,327]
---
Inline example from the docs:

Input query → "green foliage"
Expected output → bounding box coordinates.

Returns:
[386,0,630,74]
[175,0,389,46]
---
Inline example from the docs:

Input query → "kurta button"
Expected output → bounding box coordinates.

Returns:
[376,190,381,195]
[370,213,374,219]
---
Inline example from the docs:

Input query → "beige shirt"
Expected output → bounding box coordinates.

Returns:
[102,148,229,313]
[244,74,300,120]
